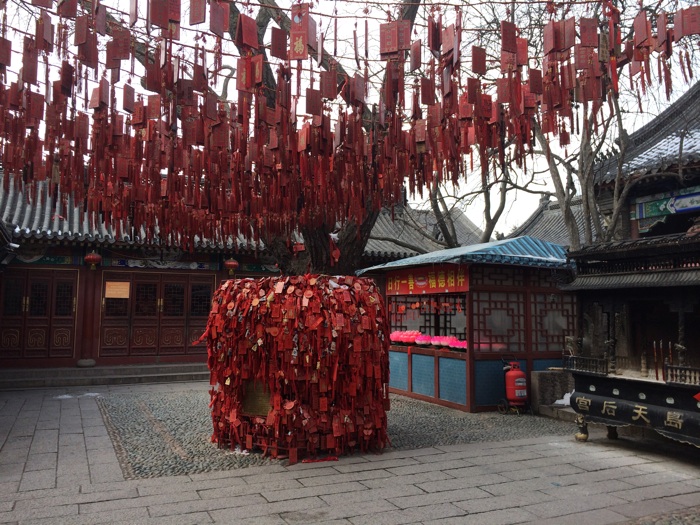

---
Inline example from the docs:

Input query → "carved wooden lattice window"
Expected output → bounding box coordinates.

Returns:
[190,284,212,316]
[531,293,577,352]
[135,283,157,316]
[388,294,467,337]
[29,282,49,317]
[2,279,23,316]
[105,297,128,317]
[472,291,525,352]
[54,282,74,317]
[163,284,185,317]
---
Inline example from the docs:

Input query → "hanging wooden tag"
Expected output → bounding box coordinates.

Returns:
[441,24,455,55]
[123,83,135,113]
[306,88,321,116]
[209,1,224,37]
[500,20,517,53]
[74,15,88,45]
[633,11,649,47]
[150,0,170,30]
[96,5,107,36]
[32,0,52,8]
[579,17,598,47]
[410,40,421,72]
[169,0,181,22]
[130,0,138,26]
[236,13,259,49]
[145,59,161,92]
[529,69,542,94]
[80,31,98,70]
[22,38,38,85]
[291,4,317,50]
[561,18,575,50]
[58,0,78,19]
[112,28,131,60]
[543,21,557,55]
[516,38,528,66]
[379,22,399,56]
[0,38,11,67]
[466,77,479,105]
[472,46,486,75]
[428,16,440,57]
[682,6,700,36]
[320,70,337,99]
[189,0,205,25]
[270,27,287,60]
[420,76,434,105]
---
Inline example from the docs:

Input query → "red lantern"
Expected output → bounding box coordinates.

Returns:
[84,251,102,270]
[224,258,239,276]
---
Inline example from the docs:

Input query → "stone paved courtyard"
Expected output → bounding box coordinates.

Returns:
[1,381,700,524]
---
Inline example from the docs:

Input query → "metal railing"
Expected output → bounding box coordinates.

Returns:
[665,364,700,386]
[562,354,609,376]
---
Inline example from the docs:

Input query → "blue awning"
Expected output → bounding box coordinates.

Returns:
[356,236,571,275]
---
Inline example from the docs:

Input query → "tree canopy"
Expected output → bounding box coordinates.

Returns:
[1,0,698,270]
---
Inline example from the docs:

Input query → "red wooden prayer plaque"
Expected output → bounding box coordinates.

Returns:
[580,17,598,47]
[410,40,421,72]
[58,0,77,19]
[210,1,224,37]
[236,13,259,49]
[0,38,11,67]
[500,20,517,53]
[472,46,486,75]
[270,27,287,60]
[189,0,205,25]
[320,70,337,99]
[150,0,169,30]
[529,69,543,94]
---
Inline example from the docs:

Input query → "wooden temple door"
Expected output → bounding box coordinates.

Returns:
[100,271,214,360]
[0,269,78,361]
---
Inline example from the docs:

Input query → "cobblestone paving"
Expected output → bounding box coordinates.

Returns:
[97,389,575,479]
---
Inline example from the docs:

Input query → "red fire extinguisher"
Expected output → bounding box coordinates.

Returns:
[498,359,530,415]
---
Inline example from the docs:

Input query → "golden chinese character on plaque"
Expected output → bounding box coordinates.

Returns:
[575,396,592,412]
[631,405,651,424]
[664,411,683,430]
[601,400,617,416]
[293,36,305,55]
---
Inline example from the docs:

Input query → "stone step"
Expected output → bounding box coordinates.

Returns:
[0,364,210,390]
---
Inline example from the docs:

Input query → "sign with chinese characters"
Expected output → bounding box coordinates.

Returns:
[386,264,468,295]
[570,373,700,448]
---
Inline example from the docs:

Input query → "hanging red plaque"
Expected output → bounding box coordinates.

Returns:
[150,0,170,30]
[189,0,205,25]
[58,0,77,19]
[472,46,486,75]
[500,20,517,53]
[410,40,421,72]
[270,27,287,60]
[0,38,11,67]
[210,1,224,37]
[235,13,259,49]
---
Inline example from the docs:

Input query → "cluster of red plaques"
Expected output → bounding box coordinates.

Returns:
[202,275,390,463]
[0,1,698,249]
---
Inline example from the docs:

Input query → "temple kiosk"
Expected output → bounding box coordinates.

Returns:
[358,236,576,412]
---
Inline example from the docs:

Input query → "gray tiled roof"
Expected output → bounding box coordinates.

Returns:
[364,205,484,261]
[0,171,482,261]
[596,80,700,184]
[0,172,258,251]
[507,194,587,248]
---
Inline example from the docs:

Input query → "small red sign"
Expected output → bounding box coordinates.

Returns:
[386,264,468,295]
